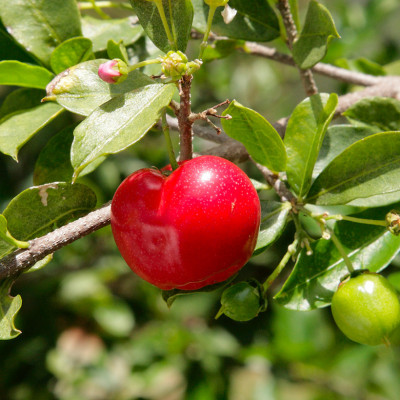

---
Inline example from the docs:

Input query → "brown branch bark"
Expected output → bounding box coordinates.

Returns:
[277,0,318,96]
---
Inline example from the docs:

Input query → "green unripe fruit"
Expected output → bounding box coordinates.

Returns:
[216,281,265,322]
[331,273,400,346]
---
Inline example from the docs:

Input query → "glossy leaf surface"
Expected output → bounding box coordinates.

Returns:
[0,183,97,259]
[275,206,400,310]
[0,61,53,89]
[46,59,154,116]
[255,201,291,255]
[0,0,82,67]
[0,278,22,340]
[292,0,340,69]
[192,0,280,42]
[307,131,400,206]
[50,37,94,75]
[71,83,176,179]
[284,93,338,198]
[129,0,194,53]
[221,100,286,172]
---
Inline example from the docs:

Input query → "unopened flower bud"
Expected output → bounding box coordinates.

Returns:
[98,59,128,84]
[386,210,400,235]
[161,51,189,80]
[204,0,229,7]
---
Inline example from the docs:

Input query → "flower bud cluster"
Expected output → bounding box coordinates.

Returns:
[386,210,400,235]
[160,51,202,81]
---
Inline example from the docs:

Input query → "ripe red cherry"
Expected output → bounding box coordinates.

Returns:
[111,155,261,290]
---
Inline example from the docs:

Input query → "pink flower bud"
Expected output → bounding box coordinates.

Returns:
[98,59,128,84]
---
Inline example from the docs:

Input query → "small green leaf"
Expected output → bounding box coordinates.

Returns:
[0,278,22,340]
[25,254,53,274]
[0,61,54,89]
[107,40,129,63]
[254,201,291,255]
[292,0,340,69]
[192,0,280,42]
[0,183,97,259]
[307,131,400,206]
[0,215,29,249]
[284,93,338,198]
[343,97,400,132]
[275,206,400,310]
[0,0,82,67]
[71,83,176,179]
[81,16,143,52]
[313,124,380,180]
[0,103,63,160]
[221,100,286,172]
[45,59,154,116]
[129,0,194,53]
[50,37,94,75]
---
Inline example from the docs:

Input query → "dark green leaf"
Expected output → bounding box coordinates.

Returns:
[0,61,53,89]
[284,93,338,198]
[292,0,340,69]
[275,205,400,310]
[192,0,280,42]
[71,83,176,179]
[313,124,380,180]
[45,59,154,116]
[221,100,286,172]
[33,125,104,185]
[81,16,143,52]
[307,131,400,206]
[0,0,82,67]
[0,215,29,249]
[129,0,194,53]
[255,201,291,255]
[0,88,44,119]
[0,103,63,160]
[343,97,400,132]
[0,183,97,259]
[50,37,94,75]
[0,278,22,340]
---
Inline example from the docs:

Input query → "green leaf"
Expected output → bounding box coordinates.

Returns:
[81,16,143,52]
[336,57,386,77]
[33,124,104,185]
[275,206,400,310]
[343,97,400,132]
[313,124,380,180]
[284,93,338,198]
[0,278,22,340]
[255,201,291,255]
[307,131,400,206]
[292,0,340,69]
[107,40,129,63]
[202,40,242,62]
[71,83,176,179]
[50,37,94,75]
[0,88,45,119]
[0,183,97,259]
[0,61,53,89]
[0,0,82,67]
[45,59,154,116]
[221,100,286,172]
[129,0,194,53]
[192,0,280,42]
[0,103,63,160]
[0,215,29,249]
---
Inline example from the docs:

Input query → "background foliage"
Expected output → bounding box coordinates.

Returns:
[1,0,400,399]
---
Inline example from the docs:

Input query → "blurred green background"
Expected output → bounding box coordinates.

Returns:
[1,0,400,399]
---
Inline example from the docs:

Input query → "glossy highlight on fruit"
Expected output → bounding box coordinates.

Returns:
[111,156,261,290]
[331,273,400,346]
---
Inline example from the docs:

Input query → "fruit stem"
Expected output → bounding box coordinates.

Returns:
[326,214,387,227]
[87,0,110,19]
[199,4,218,59]
[329,229,355,273]
[263,237,299,290]
[128,59,162,72]
[162,109,179,170]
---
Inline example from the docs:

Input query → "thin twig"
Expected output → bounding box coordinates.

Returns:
[277,0,318,96]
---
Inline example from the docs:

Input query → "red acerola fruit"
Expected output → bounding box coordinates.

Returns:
[111,155,261,290]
